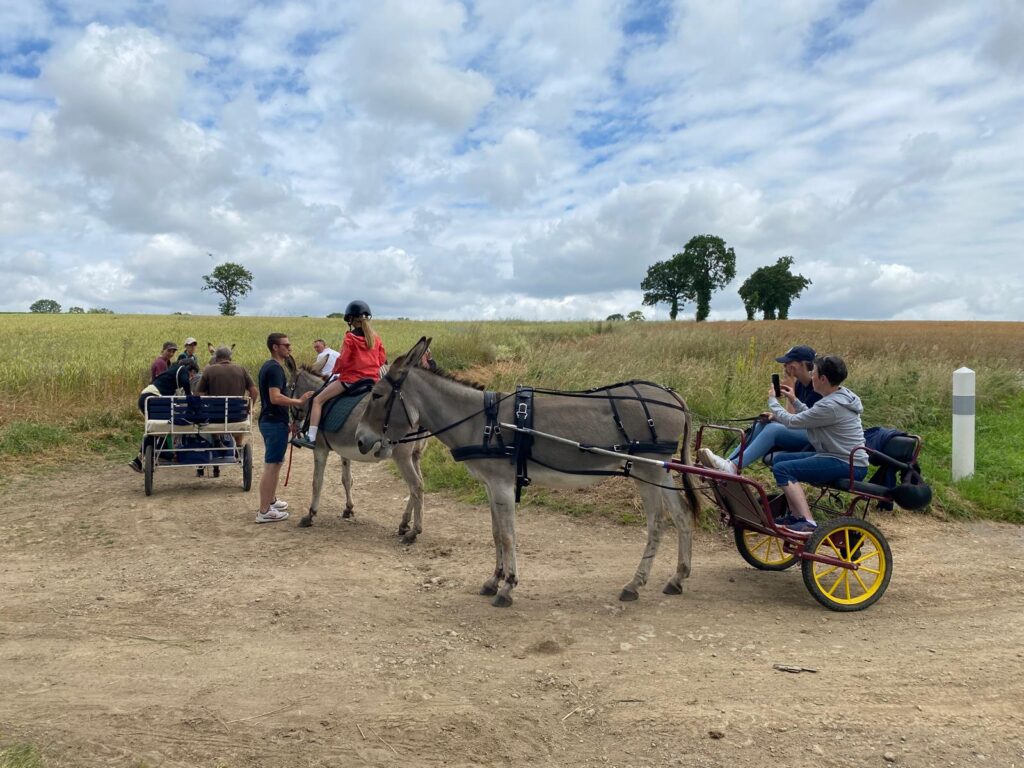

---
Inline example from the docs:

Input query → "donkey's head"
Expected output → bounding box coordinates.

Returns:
[356,336,431,455]
[207,342,236,364]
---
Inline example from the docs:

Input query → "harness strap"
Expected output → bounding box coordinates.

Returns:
[482,391,505,452]
[606,390,630,445]
[513,387,534,502]
[628,382,659,444]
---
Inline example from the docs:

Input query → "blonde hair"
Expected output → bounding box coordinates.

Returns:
[353,317,378,350]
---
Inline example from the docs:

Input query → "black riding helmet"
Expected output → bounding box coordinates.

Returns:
[344,300,372,324]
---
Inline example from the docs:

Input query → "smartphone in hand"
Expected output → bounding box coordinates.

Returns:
[771,373,782,397]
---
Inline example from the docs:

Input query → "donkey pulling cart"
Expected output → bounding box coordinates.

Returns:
[501,421,895,612]
[141,395,253,496]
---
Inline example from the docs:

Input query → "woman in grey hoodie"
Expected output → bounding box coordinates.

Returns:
[765,355,867,533]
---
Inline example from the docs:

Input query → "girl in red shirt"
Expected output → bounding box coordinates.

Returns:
[293,301,386,448]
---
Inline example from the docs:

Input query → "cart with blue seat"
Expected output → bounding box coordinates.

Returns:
[141,395,253,496]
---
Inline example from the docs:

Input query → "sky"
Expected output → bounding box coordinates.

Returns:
[1,0,1022,321]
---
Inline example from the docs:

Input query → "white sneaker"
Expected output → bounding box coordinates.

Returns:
[255,507,290,524]
[271,498,288,511]
[698,447,738,475]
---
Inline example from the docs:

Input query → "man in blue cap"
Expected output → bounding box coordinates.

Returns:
[699,344,821,475]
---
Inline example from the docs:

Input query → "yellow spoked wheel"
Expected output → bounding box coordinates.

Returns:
[801,517,892,611]
[734,527,798,571]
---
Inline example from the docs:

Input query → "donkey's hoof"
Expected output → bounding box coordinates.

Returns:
[618,588,640,602]
[397,524,409,536]
[400,532,418,545]
[491,594,513,608]
[342,508,355,520]
[662,581,683,596]
[479,583,498,596]
[298,515,314,528]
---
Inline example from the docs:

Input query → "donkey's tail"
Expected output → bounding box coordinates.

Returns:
[667,389,702,520]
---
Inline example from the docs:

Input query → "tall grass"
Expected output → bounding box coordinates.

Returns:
[1,315,1021,521]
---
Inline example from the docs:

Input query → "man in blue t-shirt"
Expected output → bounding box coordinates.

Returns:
[700,344,821,475]
[255,333,313,523]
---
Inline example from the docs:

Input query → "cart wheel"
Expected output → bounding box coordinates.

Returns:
[144,444,154,496]
[242,443,253,492]
[734,526,798,571]
[801,516,892,611]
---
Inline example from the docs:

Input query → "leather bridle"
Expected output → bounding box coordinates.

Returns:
[378,367,416,441]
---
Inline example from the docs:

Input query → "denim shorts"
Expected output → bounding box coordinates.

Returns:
[771,451,868,487]
[259,419,289,464]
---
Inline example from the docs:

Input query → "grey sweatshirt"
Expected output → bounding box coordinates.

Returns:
[768,387,868,466]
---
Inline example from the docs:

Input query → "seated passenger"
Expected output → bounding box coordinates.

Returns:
[764,355,868,534]
[291,300,386,449]
[700,344,820,474]
[128,358,199,473]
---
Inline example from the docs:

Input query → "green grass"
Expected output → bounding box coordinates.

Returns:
[0,743,42,768]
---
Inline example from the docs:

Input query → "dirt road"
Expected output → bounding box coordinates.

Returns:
[2,452,1023,767]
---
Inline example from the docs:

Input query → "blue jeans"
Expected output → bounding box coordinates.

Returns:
[771,452,868,487]
[259,419,289,464]
[728,421,811,469]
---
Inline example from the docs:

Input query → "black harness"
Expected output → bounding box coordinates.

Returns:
[442,381,682,501]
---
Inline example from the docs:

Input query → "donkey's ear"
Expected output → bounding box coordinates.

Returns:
[230,343,236,350]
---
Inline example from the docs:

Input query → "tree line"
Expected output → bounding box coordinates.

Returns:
[640,234,810,321]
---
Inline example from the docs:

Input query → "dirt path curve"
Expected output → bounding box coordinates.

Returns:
[2,450,1023,768]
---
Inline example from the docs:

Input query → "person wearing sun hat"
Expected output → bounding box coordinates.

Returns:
[698,344,821,476]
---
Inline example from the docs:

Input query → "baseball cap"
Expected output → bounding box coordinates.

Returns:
[775,345,816,364]
[162,341,178,351]
[184,337,198,346]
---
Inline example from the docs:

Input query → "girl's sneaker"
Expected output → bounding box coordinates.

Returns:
[271,498,288,511]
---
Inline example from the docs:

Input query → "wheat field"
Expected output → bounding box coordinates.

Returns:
[1,314,1021,520]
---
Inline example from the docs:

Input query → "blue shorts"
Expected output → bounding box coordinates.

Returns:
[259,419,289,464]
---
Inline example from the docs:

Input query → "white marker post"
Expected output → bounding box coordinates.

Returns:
[952,367,975,481]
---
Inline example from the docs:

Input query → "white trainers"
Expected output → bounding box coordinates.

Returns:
[698,447,738,475]
[270,498,288,511]
[255,507,290,524]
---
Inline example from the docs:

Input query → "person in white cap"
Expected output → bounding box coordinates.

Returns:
[178,337,199,365]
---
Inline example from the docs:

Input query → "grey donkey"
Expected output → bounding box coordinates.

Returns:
[356,337,701,607]
[291,368,426,542]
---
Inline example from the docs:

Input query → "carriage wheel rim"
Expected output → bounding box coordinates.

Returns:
[810,525,887,606]
[743,529,794,566]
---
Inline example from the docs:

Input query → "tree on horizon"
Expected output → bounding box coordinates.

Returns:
[641,234,736,321]
[202,261,253,316]
[738,256,812,320]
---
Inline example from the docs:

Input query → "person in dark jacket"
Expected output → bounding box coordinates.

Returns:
[129,359,199,473]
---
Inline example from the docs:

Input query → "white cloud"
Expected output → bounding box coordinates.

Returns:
[0,1,1021,321]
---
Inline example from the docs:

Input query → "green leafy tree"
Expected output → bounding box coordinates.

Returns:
[327,312,345,319]
[627,310,645,321]
[738,257,812,320]
[87,307,114,314]
[202,261,253,316]
[641,258,691,320]
[68,306,85,314]
[678,235,736,322]
[30,298,61,313]
[641,235,736,321]
[605,313,625,321]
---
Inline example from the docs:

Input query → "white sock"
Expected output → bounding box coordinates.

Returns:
[307,426,318,441]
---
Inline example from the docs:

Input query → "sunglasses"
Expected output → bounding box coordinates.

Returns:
[277,342,292,349]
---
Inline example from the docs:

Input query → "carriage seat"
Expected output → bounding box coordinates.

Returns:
[145,396,250,434]
[821,435,930,509]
